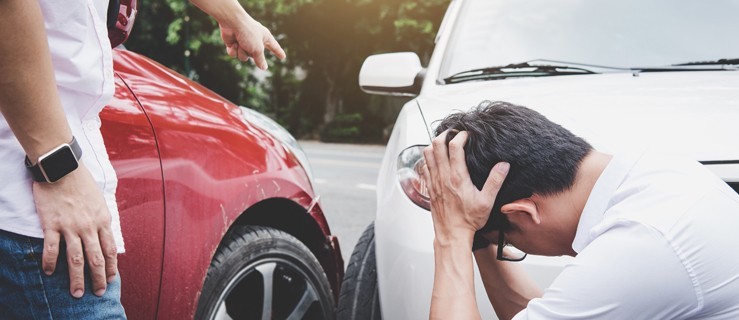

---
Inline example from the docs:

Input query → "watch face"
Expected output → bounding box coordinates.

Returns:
[40,146,79,183]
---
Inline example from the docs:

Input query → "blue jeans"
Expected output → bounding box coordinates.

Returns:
[0,229,126,319]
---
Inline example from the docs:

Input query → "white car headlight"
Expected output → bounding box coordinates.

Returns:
[397,145,431,210]
[238,106,315,183]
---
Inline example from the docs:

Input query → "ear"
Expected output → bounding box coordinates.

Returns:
[501,198,541,225]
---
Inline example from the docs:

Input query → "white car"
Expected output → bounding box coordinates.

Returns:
[337,0,739,319]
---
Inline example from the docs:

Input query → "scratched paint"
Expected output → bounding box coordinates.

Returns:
[110,49,343,319]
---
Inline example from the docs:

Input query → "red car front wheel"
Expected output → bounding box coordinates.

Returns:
[196,225,335,320]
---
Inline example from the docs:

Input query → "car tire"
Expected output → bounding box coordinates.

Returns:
[337,222,382,320]
[195,225,335,320]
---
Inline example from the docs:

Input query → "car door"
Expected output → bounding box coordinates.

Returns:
[100,73,166,320]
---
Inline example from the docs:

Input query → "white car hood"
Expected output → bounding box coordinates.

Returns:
[417,71,739,162]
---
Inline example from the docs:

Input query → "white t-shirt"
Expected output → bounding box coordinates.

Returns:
[514,153,739,319]
[0,0,124,252]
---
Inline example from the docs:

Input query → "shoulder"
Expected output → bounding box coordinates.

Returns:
[516,222,700,319]
[600,152,730,232]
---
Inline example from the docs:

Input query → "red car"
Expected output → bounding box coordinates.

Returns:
[104,3,343,319]
[100,0,344,319]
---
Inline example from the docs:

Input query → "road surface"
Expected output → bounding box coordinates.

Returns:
[298,141,386,267]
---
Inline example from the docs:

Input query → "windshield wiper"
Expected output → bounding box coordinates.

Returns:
[632,62,737,73]
[443,62,597,84]
[630,58,739,73]
[673,58,739,66]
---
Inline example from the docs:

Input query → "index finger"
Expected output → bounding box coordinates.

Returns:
[265,34,286,61]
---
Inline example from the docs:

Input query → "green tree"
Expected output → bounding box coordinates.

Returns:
[126,0,449,142]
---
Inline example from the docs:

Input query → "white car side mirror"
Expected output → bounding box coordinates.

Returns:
[359,52,424,96]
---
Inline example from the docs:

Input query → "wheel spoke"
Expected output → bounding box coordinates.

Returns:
[286,285,318,320]
[256,262,277,320]
[213,302,233,320]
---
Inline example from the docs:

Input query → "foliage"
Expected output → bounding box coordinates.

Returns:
[126,0,449,143]
[321,113,363,143]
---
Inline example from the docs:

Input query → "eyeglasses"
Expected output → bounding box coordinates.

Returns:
[495,213,527,262]
[496,228,527,262]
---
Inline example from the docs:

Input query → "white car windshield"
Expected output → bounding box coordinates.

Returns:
[440,0,739,81]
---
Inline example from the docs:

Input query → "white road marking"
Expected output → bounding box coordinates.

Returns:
[303,148,384,159]
[308,158,380,169]
[356,183,377,191]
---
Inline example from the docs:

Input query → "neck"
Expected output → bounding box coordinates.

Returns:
[565,150,613,255]
[527,151,612,256]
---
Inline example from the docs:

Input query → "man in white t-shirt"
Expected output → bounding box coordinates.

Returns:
[0,0,285,318]
[423,101,739,319]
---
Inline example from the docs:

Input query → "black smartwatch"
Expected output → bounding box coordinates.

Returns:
[25,137,82,183]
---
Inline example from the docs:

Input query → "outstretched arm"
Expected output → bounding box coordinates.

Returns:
[0,0,118,298]
[189,0,287,69]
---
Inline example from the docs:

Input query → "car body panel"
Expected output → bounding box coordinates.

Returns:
[419,71,739,162]
[107,49,340,319]
[102,75,166,320]
[372,1,739,318]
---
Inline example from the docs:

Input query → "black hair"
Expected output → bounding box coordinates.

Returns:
[434,101,592,233]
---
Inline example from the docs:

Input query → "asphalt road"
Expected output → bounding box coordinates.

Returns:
[298,141,386,267]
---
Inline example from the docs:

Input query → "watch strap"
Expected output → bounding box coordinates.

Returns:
[25,137,82,183]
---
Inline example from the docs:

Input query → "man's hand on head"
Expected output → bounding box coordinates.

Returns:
[32,163,118,299]
[425,130,509,320]
[422,130,510,246]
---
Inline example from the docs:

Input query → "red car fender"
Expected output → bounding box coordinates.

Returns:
[108,49,342,319]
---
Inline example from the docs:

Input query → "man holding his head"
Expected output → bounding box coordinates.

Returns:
[423,101,739,319]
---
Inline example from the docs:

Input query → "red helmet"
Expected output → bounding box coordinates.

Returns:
[107,0,138,48]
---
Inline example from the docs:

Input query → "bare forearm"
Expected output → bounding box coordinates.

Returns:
[430,234,481,320]
[474,246,543,320]
[189,0,251,26]
[0,0,72,160]
[190,0,286,69]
